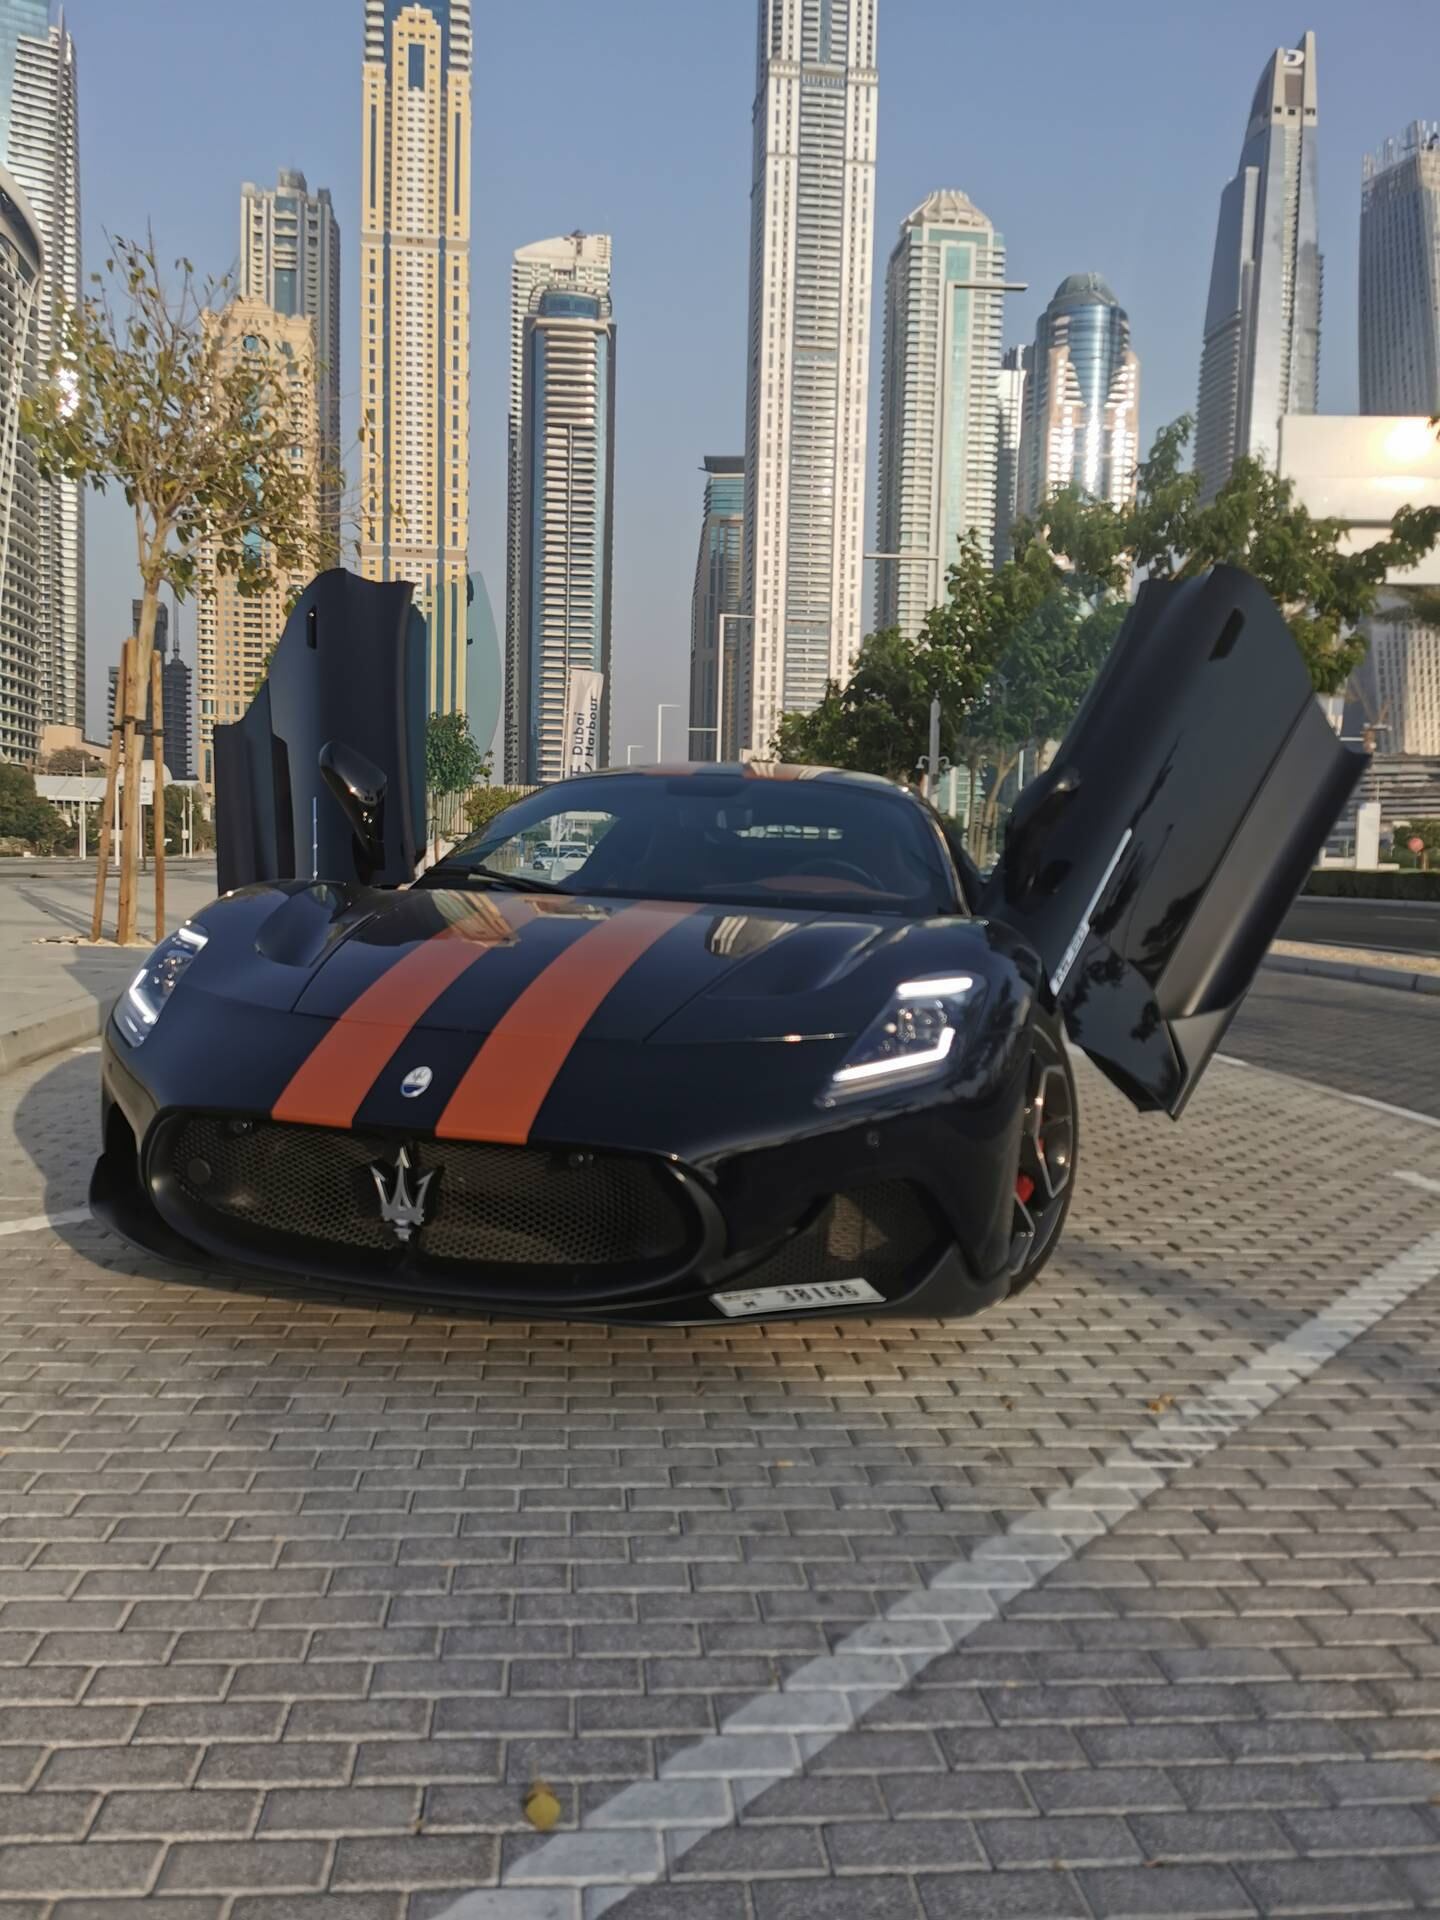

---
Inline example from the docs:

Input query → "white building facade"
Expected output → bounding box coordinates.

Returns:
[0,164,40,761]
[3,1,82,733]
[994,345,1028,565]
[504,232,611,783]
[739,0,878,755]
[359,0,472,717]
[875,191,1012,636]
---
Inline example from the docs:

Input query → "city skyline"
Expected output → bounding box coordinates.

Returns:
[38,0,1440,754]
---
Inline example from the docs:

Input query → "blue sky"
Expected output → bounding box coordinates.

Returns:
[64,0,1440,752]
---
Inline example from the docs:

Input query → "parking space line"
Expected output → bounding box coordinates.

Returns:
[0,1207,90,1237]
[1396,1169,1440,1197]
[433,1223,1440,1920]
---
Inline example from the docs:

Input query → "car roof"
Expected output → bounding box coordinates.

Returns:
[558,761,919,800]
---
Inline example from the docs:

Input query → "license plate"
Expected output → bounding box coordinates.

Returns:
[710,1278,885,1318]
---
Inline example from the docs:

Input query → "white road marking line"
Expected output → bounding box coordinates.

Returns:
[0,1208,90,1238]
[1215,1053,1440,1132]
[432,1226,1440,1920]
[69,1045,100,1055]
[1396,1170,1440,1197]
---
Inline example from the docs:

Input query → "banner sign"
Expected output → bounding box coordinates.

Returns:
[563,669,605,776]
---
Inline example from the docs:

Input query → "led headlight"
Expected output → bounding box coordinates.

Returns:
[824,974,982,1100]
[114,923,208,1048]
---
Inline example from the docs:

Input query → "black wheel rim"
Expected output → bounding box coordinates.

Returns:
[1010,1031,1074,1277]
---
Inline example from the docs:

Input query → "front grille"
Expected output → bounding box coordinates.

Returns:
[728,1181,940,1297]
[154,1116,695,1282]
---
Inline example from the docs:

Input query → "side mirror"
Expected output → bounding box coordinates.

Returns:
[319,740,387,880]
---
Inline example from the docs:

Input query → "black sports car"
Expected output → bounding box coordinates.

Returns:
[93,565,1360,1322]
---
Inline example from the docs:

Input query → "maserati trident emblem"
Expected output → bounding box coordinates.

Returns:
[400,1065,433,1098]
[369,1145,434,1244]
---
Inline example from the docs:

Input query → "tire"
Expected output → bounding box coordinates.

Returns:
[1006,1017,1078,1297]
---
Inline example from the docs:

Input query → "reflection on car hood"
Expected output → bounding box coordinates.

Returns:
[194,880,1000,1045]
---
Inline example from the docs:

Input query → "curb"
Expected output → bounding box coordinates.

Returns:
[1262,953,1440,998]
[0,999,107,1076]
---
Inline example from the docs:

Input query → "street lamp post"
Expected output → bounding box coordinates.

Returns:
[625,744,646,766]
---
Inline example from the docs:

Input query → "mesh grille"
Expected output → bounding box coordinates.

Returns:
[158,1117,694,1273]
[729,1182,939,1296]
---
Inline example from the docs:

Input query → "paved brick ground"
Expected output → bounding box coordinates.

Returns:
[1227,971,1440,1119]
[0,999,1434,1915]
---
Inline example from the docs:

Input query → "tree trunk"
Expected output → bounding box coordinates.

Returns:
[90,639,128,942]
[151,647,165,941]
[116,583,162,945]
[979,748,1023,869]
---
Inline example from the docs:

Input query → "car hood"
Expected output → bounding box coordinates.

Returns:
[191,880,1006,1045]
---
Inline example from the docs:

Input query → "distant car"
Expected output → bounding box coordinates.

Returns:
[93,565,1361,1324]
[530,842,557,870]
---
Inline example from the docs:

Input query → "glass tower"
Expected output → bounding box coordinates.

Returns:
[0,162,40,762]
[1360,123,1440,416]
[359,0,472,716]
[1195,31,1320,498]
[740,0,879,756]
[517,288,615,785]
[1017,275,1140,517]
[875,191,1010,635]
[689,456,745,762]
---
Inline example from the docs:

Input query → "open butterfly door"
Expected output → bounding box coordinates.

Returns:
[981,565,1365,1116]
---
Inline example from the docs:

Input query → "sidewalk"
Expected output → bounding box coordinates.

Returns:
[1265,935,1440,997]
[0,857,219,1070]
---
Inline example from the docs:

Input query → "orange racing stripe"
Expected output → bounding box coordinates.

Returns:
[436,901,697,1145]
[271,896,528,1129]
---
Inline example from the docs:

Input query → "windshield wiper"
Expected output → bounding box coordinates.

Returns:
[428,863,563,893]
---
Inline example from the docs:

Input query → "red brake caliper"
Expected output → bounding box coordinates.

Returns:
[1015,1173,1035,1206]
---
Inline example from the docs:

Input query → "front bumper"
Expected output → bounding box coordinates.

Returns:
[93,1010,1031,1325]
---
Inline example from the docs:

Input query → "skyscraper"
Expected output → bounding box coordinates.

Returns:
[241,169,341,539]
[516,288,616,785]
[994,345,1028,565]
[107,601,194,781]
[1017,275,1140,516]
[505,232,612,782]
[359,0,471,715]
[0,163,40,763]
[1194,30,1320,498]
[195,300,318,790]
[739,0,878,756]
[875,191,1014,635]
[2,0,82,732]
[1360,123,1440,416]
[689,456,745,761]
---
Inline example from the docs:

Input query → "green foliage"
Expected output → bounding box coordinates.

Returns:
[425,712,485,801]
[0,766,61,851]
[42,746,102,774]
[1390,818,1440,871]
[163,784,214,851]
[464,783,529,835]
[1304,867,1440,900]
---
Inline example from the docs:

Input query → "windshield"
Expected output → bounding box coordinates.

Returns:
[427,772,960,916]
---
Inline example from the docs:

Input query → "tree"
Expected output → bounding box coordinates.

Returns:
[0,766,62,852]
[1024,416,1440,693]
[42,746,103,775]
[21,234,341,943]
[425,712,485,855]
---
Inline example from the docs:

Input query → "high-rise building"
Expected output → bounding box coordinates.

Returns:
[2,0,82,732]
[516,288,616,785]
[1360,123,1440,417]
[994,345,1028,565]
[195,299,318,790]
[359,0,471,715]
[504,232,612,781]
[688,456,745,761]
[739,0,878,756]
[0,162,40,762]
[875,191,1014,634]
[1194,30,1320,499]
[1017,275,1140,516]
[241,169,341,540]
[108,601,195,780]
